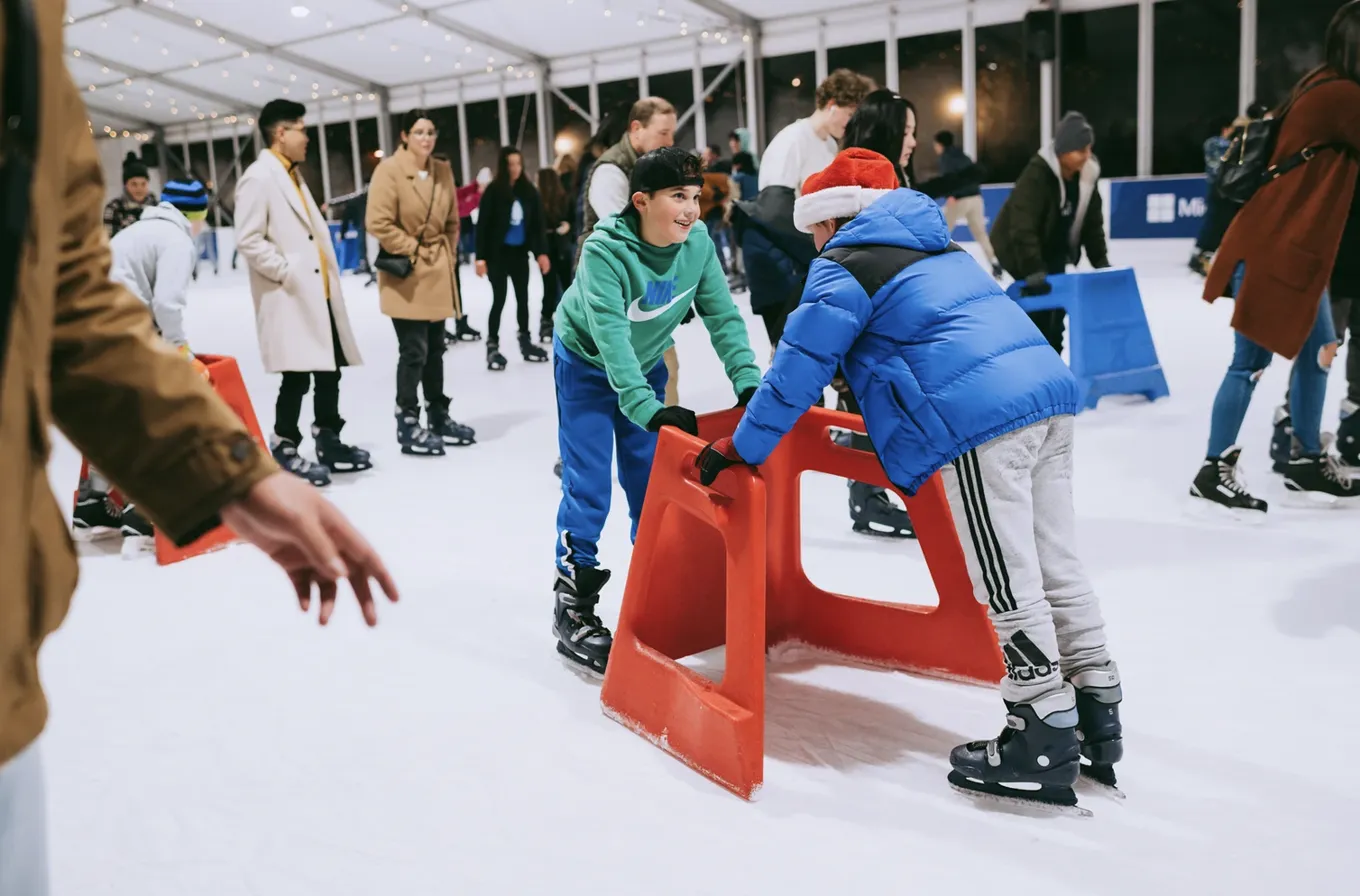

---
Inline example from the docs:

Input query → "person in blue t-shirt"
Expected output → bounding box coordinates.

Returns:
[474,147,552,369]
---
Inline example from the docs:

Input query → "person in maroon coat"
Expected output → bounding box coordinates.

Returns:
[1192,0,1360,513]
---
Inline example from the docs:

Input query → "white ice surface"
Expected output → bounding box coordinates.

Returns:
[38,239,1358,894]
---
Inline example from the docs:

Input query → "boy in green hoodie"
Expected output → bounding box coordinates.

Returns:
[552,147,763,676]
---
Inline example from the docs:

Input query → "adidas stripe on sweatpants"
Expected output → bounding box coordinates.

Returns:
[938,415,1113,706]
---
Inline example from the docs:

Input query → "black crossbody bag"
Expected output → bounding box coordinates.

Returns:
[374,178,436,278]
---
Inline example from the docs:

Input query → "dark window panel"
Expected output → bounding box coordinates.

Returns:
[650,70,695,149]
[763,52,817,144]
[899,32,964,182]
[828,42,887,93]
[1257,0,1339,108]
[977,22,1041,184]
[1060,5,1138,178]
[1152,0,1240,176]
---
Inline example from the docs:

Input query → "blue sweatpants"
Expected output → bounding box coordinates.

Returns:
[555,337,668,573]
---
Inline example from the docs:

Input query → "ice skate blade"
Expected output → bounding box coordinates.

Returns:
[555,643,605,682]
[852,521,917,540]
[1079,763,1125,800]
[120,536,155,560]
[1182,494,1267,525]
[1278,486,1360,509]
[947,774,1092,818]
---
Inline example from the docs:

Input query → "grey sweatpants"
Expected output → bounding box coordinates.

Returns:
[0,740,50,896]
[938,416,1113,705]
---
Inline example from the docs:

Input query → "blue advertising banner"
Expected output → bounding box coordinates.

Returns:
[1108,175,1209,239]
[936,185,1013,243]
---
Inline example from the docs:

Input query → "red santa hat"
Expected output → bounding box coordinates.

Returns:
[794,148,900,233]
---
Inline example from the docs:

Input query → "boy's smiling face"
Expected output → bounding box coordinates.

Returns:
[634,185,702,246]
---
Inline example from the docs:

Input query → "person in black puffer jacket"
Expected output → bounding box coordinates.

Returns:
[474,146,552,370]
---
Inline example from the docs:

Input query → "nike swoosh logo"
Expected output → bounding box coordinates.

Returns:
[627,285,696,322]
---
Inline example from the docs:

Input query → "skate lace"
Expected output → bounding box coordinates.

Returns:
[1217,458,1252,497]
[1321,452,1352,487]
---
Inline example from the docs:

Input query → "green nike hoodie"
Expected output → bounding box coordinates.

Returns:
[554,212,762,429]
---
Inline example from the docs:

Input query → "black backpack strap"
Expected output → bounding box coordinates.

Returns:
[819,242,965,299]
[1266,142,1350,182]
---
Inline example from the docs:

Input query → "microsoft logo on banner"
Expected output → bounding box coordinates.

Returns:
[1146,193,1176,224]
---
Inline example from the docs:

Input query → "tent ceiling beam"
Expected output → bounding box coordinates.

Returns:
[108,0,382,91]
[367,1,549,66]
[72,47,253,113]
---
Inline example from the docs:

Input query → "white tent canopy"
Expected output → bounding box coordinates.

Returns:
[67,0,1046,142]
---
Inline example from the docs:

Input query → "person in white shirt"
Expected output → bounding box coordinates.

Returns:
[740,69,873,343]
[759,69,872,194]
[580,98,678,241]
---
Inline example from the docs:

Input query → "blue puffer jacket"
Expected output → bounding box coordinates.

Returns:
[731,188,1080,495]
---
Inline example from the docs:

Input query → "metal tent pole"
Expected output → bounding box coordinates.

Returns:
[962,0,978,159]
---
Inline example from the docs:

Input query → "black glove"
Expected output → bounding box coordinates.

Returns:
[696,437,748,486]
[736,386,757,407]
[1020,272,1052,297]
[647,405,699,436]
[681,307,696,325]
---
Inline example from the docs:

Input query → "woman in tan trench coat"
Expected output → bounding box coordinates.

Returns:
[367,110,477,456]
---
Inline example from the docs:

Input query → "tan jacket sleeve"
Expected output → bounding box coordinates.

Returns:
[365,163,420,258]
[48,73,277,545]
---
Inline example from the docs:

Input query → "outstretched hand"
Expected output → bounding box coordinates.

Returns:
[222,472,399,626]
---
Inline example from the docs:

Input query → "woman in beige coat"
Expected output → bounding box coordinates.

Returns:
[367,110,477,456]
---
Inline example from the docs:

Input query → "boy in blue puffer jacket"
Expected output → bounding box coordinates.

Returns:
[696,149,1124,814]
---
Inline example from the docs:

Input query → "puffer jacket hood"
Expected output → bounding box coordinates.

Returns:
[732,188,1080,494]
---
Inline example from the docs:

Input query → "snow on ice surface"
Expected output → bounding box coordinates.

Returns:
[38,239,1357,894]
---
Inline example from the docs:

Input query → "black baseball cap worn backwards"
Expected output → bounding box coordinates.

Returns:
[630,147,705,194]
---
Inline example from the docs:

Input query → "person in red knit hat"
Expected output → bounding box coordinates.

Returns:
[697,147,1124,816]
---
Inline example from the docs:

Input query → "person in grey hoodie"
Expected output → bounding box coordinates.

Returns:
[74,185,211,543]
[989,112,1111,353]
[107,199,203,354]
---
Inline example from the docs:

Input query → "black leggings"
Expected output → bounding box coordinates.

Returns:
[392,319,448,416]
[540,232,574,326]
[487,250,531,343]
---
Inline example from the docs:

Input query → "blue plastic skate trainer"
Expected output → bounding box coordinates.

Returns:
[1008,267,1171,412]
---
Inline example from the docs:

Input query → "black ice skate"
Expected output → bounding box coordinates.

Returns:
[1270,406,1296,474]
[427,407,476,446]
[1338,400,1360,467]
[553,567,613,678]
[313,425,373,473]
[848,480,915,538]
[948,685,1089,817]
[1282,453,1359,502]
[445,316,481,345]
[395,412,446,456]
[271,437,332,487]
[990,260,1004,280]
[1188,250,1212,277]
[486,340,507,371]
[1189,446,1267,516]
[1069,665,1124,796]
[519,332,548,363]
[72,491,124,535]
[539,318,554,344]
[553,457,563,478]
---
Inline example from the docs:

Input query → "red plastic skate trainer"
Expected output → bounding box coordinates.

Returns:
[74,354,266,567]
[600,406,1004,799]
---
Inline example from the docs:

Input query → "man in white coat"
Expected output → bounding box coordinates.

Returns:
[236,99,370,487]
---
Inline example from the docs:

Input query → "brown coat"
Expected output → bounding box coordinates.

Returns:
[366,147,461,321]
[1204,73,1360,359]
[0,1,277,767]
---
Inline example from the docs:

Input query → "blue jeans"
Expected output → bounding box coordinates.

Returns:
[555,337,668,573]
[1207,264,1338,458]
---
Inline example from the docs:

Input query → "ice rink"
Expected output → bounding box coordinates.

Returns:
[38,238,1357,894]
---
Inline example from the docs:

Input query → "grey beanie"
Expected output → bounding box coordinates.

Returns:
[1054,112,1094,155]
